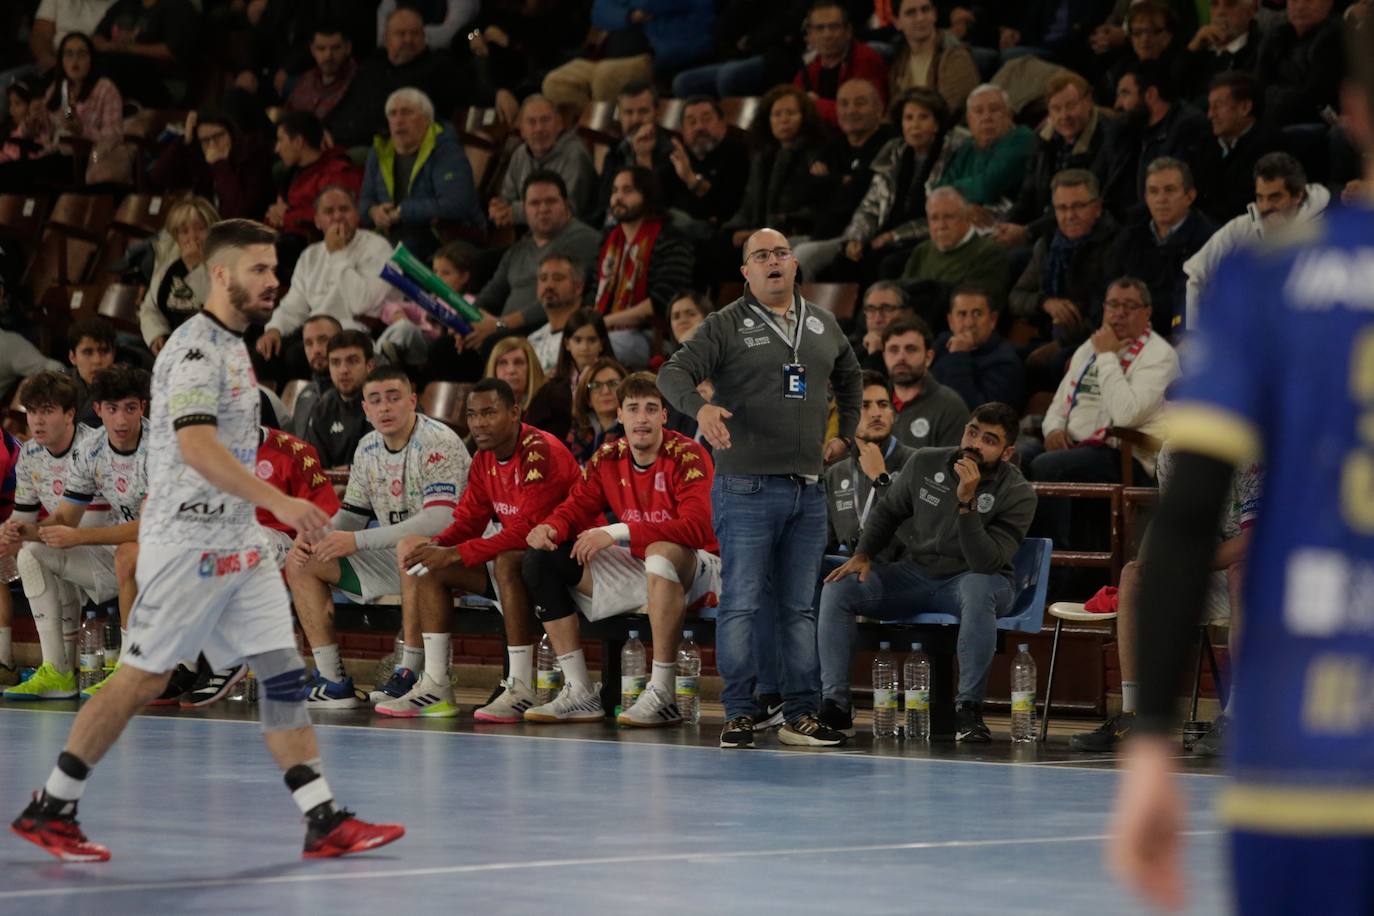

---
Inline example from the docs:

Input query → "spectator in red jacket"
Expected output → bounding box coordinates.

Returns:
[267,112,364,242]
[794,0,888,128]
[523,372,720,727]
[393,380,581,723]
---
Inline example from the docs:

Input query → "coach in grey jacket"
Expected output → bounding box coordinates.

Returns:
[659,228,863,749]
[819,402,1036,743]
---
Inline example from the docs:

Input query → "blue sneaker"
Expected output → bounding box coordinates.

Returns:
[368,667,417,705]
[300,670,362,709]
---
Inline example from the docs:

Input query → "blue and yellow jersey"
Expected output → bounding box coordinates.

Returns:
[1171,205,1374,834]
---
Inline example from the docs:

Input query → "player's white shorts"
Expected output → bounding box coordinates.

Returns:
[123,543,296,673]
[21,543,118,606]
[1204,570,1234,624]
[337,547,403,602]
[263,528,293,570]
[570,546,720,622]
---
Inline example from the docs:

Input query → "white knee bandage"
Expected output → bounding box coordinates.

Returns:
[17,546,49,600]
[644,554,681,584]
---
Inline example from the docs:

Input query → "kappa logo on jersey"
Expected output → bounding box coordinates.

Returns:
[290,442,305,454]
[684,468,704,481]
[426,452,444,466]
[256,460,274,480]
[302,456,317,470]
[526,468,543,481]
[311,473,327,487]
[183,349,205,361]
[330,421,345,434]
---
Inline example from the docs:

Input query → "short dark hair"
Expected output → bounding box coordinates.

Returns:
[327,329,374,360]
[616,371,663,407]
[537,248,582,275]
[1127,58,1177,103]
[90,365,150,404]
[278,110,324,149]
[970,402,1020,446]
[882,317,935,350]
[1145,155,1195,192]
[890,87,949,130]
[67,317,116,353]
[203,218,277,266]
[1254,151,1306,197]
[19,371,78,413]
[312,20,348,41]
[363,364,413,391]
[618,80,658,103]
[948,283,996,313]
[612,165,664,219]
[808,0,850,25]
[314,183,357,209]
[1209,70,1261,119]
[303,313,344,334]
[681,95,724,119]
[861,369,894,401]
[470,377,517,409]
[524,169,568,201]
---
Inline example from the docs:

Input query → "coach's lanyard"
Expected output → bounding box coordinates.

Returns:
[749,294,807,365]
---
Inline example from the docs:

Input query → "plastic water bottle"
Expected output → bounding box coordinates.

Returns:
[103,617,121,673]
[872,641,898,738]
[676,631,701,724]
[903,642,930,741]
[621,631,646,710]
[536,634,563,703]
[78,611,105,691]
[1011,643,1038,742]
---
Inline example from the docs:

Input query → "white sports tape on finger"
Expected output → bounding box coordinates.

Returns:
[408,563,429,577]
[644,554,681,583]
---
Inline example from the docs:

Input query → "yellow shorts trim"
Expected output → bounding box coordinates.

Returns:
[1164,404,1262,468]
[1218,784,1374,835]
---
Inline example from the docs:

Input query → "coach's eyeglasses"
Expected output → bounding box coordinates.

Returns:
[745,247,794,264]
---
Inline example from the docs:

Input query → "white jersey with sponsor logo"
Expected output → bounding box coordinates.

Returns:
[139,311,266,551]
[342,414,470,525]
[13,423,109,525]
[65,426,149,524]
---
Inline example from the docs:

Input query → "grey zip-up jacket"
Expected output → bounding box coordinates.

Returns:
[856,447,1036,582]
[659,289,863,478]
[825,437,916,556]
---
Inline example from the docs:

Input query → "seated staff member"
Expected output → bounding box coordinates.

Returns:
[825,370,916,558]
[285,366,470,709]
[820,403,1036,742]
[523,372,720,727]
[391,380,580,721]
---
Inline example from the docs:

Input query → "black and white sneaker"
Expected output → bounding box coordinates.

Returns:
[817,699,855,737]
[1069,711,1135,752]
[148,663,199,706]
[179,664,248,708]
[720,715,755,749]
[754,693,784,730]
[955,701,992,743]
[778,713,848,747]
[616,683,683,727]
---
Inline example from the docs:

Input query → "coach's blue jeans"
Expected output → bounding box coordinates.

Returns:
[819,564,1013,707]
[712,474,828,722]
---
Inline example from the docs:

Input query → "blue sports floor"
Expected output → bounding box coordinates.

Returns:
[0,706,1228,915]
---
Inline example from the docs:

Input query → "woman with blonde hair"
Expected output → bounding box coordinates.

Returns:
[483,336,546,414]
[139,196,220,355]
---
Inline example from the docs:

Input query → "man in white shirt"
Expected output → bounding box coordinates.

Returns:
[27,0,114,73]
[254,186,398,379]
[525,252,586,374]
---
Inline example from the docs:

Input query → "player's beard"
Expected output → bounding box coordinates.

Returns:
[229,278,275,323]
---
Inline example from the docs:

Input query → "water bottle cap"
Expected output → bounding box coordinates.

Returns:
[628,630,639,639]
[86,609,97,619]
[683,630,694,639]
[1018,643,1029,653]
[912,642,922,651]
[879,641,890,650]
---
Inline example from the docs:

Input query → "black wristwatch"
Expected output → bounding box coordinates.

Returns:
[957,498,974,512]
[874,472,892,488]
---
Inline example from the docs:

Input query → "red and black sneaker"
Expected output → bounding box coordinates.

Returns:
[302,809,405,859]
[11,795,111,862]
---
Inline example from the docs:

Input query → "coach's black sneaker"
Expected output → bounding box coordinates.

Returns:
[180,664,248,708]
[754,693,785,730]
[954,701,992,744]
[147,663,199,706]
[302,807,405,859]
[817,699,855,737]
[720,715,755,749]
[1193,713,1228,758]
[1069,711,1135,752]
[778,713,848,747]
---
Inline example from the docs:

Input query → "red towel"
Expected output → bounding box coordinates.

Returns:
[1084,586,1119,613]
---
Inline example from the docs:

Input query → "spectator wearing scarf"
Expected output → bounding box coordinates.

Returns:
[592,166,694,370]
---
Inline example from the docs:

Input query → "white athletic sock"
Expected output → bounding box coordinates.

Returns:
[507,645,533,686]
[421,633,450,684]
[290,774,334,816]
[117,630,128,665]
[558,650,592,693]
[44,753,89,806]
[312,644,347,683]
[651,660,675,695]
[401,644,424,673]
[0,627,11,667]
[1121,681,1138,714]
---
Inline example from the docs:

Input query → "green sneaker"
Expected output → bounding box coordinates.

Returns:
[0,662,18,688]
[81,664,120,698]
[3,661,78,700]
